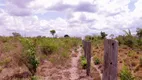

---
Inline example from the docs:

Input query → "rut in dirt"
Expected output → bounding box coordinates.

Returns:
[69,47,82,80]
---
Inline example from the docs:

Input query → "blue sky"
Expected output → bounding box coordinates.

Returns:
[0,0,142,37]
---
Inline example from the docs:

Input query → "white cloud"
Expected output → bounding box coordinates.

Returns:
[0,0,142,37]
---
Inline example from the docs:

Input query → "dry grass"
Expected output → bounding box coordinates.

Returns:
[91,39,142,79]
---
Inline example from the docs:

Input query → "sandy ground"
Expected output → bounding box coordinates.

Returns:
[69,47,82,80]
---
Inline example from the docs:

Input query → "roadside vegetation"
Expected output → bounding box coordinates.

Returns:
[0,30,81,79]
[85,28,142,80]
[0,28,142,79]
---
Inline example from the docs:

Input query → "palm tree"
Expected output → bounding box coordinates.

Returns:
[123,29,132,37]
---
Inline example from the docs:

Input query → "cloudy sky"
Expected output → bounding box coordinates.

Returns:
[0,0,142,37]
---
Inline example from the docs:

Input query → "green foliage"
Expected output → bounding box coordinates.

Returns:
[116,35,142,48]
[116,35,125,45]
[31,76,38,80]
[120,66,135,80]
[122,29,136,48]
[85,35,102,47]
[93,56,100,65]
[80,56,87,69]
[123,29,132,37]
[61,51,69,58]
[137,39,142,46]
[2,43,14,52]
[12,32,21,37]
[128,50,135,57]
[136,28,142,38]
[20,38,39,75]
[41,44,58,55]
[34,37,81,65]
[50,30,56,37]
[36,37,81,55]
[0,36,8,43]
[85,35,94,41]
[124,37,134,48]
[100,31,107,39]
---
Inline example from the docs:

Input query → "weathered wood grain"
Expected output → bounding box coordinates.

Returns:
[102,39,118,80]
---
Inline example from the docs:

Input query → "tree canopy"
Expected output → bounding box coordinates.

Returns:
[50,30,56,37]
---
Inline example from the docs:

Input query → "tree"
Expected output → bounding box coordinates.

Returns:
[136,28,142,39]
[12,32,21,37]
[50,30,56,37]
[100,31,107,39]
[64,34,70,38]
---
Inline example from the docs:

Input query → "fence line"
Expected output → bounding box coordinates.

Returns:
[83,39,118,80]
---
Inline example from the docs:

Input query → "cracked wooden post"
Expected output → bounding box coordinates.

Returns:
[102,39,118,80]
[86,41,91,76]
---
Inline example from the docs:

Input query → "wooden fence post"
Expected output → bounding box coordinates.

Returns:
[86,41,91,76]
[102,39,118,80]
[82,40,87,58]
[82,40,91,76]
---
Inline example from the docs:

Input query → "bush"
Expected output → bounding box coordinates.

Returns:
[120,66,135,80]
[124,38,134,48]
[136,28,142,38]
[41,45,57,55]
[61,51,69,58]
[85,35,94,41]
[37,38,59,55]
[128,51,135,57]
[20,38,39,75]
[64,34,70,38]
[116,35,125,45]
[93,56,100,65]
[12,32,21,37]
[31,76,38,80]
[137,39,142,46]
[100,31,107,39]
[80,56,87,69]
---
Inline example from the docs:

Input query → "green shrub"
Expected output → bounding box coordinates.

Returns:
[31,76,38,80]
[41,45,57,55]
[61,51,69,58]
[124,38,134,48]
[116,35,125,45]
[85,35,94,41]
[2,43,14,52]
[100,31,107,39]
[136,28,142,38]
[80,56,87,69]
[120,66,135,80]
[93,56,100,65]
[137,39,142,46]
[128,51,135,57]
[0,37,8,43]
[20,38,39,75]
